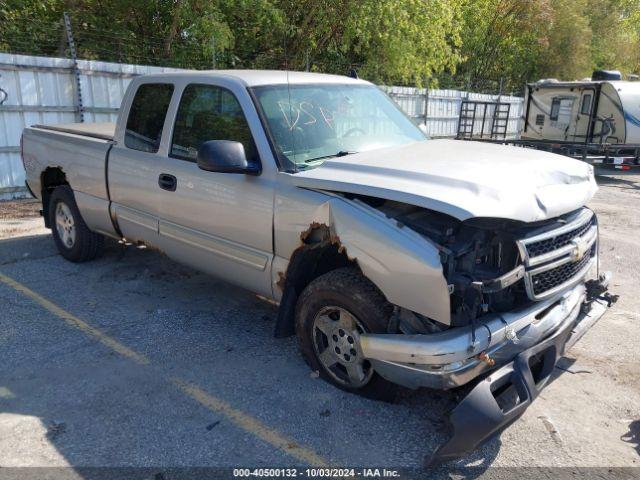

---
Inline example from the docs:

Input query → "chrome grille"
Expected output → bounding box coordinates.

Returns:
[525,215,595,258]
[531,245,595,296]
[518,208,597,300]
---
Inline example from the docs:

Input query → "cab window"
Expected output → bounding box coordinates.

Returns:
[125,83,174,153]
[170,84,258,162]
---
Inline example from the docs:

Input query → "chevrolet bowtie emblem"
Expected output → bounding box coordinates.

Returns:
[570,237,589,261]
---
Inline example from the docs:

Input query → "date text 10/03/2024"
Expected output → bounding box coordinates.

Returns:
[233,468,401,477]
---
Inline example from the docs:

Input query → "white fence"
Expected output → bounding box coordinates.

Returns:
[381,86,524,139]
[0,53,182,199]
[0,53,524,200]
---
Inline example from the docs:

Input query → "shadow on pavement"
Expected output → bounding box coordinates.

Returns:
[621,420,640,457]
[0,233,509,471]
[596,171,640,191]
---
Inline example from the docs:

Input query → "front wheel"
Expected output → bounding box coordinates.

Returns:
[48,185,104,262]
[295,268,397,401]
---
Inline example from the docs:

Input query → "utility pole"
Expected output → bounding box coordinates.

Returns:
[211,36,216,70]
[63,12,84,122]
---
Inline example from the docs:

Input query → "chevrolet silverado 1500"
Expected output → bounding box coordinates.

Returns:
[21,70,614,462]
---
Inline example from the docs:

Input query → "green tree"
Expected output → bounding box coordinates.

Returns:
[1,0,638,86]
[272,0,464,86]
[0,0,465,85]
[456,0,552,91]
[539,0,593,80]
[624,0,640,72]
[587,0,640,74]
[0,0,66,57]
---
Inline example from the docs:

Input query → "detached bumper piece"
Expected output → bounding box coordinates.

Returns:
[428,280,614,466]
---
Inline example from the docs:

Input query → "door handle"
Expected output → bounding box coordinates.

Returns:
[158,173,177,192]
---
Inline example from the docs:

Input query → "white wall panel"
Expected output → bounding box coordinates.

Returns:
[382,86,523,139]
[0,53,185,198]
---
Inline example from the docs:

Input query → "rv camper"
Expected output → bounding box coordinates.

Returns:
[522,70,640,144]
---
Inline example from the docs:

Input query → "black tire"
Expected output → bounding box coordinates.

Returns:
[295,267,398,401]
[48,185,104,262]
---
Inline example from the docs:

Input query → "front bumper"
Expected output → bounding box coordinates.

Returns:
[360,272,614,465]
[360,276,607,390]
[428,289,611,464]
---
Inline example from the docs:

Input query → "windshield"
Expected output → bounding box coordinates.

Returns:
[251,83,426,171]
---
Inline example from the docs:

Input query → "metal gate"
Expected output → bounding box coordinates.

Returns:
[457,100,512,140]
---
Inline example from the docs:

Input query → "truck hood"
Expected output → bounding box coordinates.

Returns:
[286,139,598,222]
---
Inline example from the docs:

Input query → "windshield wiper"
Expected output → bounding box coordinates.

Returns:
[304,150,358,163]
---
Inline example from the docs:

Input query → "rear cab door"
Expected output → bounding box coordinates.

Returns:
[108,79,175,244]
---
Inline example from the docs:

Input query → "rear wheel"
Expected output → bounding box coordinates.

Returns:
[48,186,104,262]
[295,268,397,401]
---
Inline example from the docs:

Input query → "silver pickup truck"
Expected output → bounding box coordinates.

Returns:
[21,70,614,462]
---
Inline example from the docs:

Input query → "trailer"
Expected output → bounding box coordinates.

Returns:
[456,71,640,169]
[522,73,640,144]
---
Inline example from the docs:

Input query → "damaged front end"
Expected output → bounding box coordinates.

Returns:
[345,196,615,463]
[427,275,613,465]
[275,185,614,463]
[353,200,609,388]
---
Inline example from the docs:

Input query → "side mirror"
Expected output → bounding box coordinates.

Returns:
[196,140,260,175]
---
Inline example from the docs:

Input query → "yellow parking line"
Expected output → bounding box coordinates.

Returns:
[0,270,329,466]
[0,271,149,365]
[173,378,329,467]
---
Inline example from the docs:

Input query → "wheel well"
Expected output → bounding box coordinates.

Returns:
[41,167,68,228]
[274,225,357,338]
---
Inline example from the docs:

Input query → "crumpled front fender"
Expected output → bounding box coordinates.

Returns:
[273,184,451,325]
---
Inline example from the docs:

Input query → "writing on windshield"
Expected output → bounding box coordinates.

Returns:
[252,84,426,169]
[277,100,340,131]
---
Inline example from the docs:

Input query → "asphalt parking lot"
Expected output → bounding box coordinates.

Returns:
[0,172,639,473]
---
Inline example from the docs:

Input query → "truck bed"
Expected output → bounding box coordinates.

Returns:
[23,121,115,206]
[32,122,115,141]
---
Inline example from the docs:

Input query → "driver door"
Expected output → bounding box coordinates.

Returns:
[155,82,275,296]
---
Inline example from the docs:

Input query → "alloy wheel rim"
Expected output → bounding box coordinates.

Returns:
[311,306,373,388]
[55,201,76,249]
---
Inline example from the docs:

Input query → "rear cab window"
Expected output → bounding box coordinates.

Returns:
[125,83,174,153]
